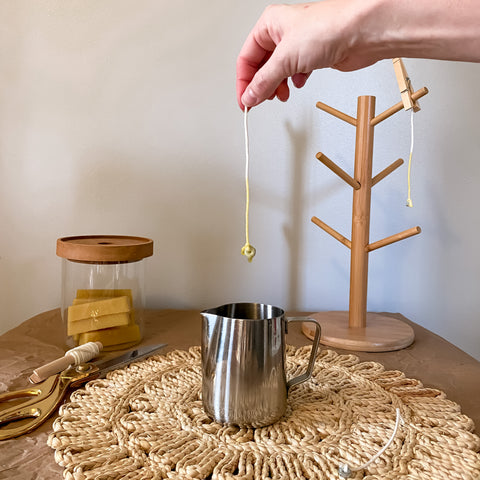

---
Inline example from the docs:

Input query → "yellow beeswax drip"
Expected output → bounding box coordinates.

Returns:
[241,105,256,262]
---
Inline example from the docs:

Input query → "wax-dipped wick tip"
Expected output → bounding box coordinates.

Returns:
[241,243,256,262]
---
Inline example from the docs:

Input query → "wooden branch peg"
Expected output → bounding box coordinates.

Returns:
[372,158,404,186]
[316,101,357,126]
[366,226,421,252]
[393,58,421,112]
[311,216,351,249]
[371,87,428,126]
[316,152,360,190]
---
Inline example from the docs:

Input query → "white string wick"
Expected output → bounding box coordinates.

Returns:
[406,108,415,207]
[241,105,256,262]
[67,342,103,365]
[339,408,404,478]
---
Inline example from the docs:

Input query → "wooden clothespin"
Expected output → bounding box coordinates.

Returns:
[392,58,421,112]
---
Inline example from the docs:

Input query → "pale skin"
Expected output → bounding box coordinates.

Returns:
[236,0,480,108]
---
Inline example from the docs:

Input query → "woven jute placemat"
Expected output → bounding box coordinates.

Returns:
[48,346,480,480]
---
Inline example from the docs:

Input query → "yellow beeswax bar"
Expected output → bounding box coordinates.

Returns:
[67,312,131,336]
[68,296,131,322]
[78,323,141,347]
[72,297,110,305]
[72,297,137,323]
[76,289,133,301]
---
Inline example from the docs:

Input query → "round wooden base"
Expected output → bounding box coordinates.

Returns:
[302,311,414,352]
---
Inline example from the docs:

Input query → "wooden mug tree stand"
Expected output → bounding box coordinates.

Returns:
[302,59,429,352]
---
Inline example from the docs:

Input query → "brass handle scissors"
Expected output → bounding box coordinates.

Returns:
[0,343,166,440]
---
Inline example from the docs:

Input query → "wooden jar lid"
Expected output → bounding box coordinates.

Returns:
[56,235,153,263]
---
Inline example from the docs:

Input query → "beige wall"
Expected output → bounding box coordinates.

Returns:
[0,0,479,360]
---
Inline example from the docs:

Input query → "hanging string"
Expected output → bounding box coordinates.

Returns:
[241,105,256,262]
[338,408,404,478]
[406,109,414,207]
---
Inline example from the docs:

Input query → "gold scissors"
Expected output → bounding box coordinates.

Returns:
[0,343,166,441]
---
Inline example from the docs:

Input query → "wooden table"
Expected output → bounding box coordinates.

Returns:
[0,309,479,479]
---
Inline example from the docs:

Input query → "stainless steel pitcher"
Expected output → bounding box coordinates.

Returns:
[201,302,321,427]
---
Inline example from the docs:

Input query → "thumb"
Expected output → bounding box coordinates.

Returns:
[241,48,290,107]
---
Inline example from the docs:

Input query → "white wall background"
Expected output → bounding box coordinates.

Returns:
[0,0,479,360]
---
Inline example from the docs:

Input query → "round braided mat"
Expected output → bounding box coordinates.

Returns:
[48,346,480,480]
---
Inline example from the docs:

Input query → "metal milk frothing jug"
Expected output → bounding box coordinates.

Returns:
[201,302,321,427]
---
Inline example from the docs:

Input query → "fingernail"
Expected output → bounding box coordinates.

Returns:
[242,88,258,107]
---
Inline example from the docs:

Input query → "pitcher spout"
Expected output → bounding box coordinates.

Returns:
[202,303,283,322]
[201,307,218,318]
[201,307,220,328]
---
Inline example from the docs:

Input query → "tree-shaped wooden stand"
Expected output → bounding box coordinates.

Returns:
[302,84,429,352]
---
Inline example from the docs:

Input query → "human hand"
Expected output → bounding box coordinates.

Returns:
[237,0,480,109]
[236,1,382,109]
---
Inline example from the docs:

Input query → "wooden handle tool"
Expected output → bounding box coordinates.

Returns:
[29,341,103,383]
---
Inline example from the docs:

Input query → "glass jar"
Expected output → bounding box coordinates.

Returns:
[57,235,153,351]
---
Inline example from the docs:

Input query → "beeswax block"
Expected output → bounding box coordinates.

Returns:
[76,289,133,301]
[68,296,131,322]
[72,297,109,305]
[72,295,136,323]
[67,312,130,336]
[79,323,141,347]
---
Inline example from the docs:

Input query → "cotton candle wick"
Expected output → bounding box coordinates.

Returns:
[406,109,415,207]
[339,408,404,478]
[241,105,256,262]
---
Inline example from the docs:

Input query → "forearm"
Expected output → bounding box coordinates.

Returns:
[355,0,480,64]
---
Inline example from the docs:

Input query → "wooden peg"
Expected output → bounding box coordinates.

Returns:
[311,216,351,249]
[366,226,421,252]
[371,158,404,186]
[316,152,360,190]
[371,87,428,126]
[392,58,420,112]
[316,101,357,126]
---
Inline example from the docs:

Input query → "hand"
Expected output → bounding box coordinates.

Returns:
[236,1,380,109]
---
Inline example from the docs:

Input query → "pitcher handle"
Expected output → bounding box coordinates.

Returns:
[285,317,321,390]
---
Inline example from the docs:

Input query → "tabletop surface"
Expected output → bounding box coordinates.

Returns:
[0,308,479,479]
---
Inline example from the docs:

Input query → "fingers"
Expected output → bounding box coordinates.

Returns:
[237,6,294,108]
[236,57,260,108]
[292,72,311,89]
[275,79,290,102]
[240,77,290,107]
[236,5,313,109]
[239,70,309,108]
[238,41,294,108]
[236,29,274,108]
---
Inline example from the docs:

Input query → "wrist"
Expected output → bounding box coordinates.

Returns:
[346,0,417,63]
[353,0,480,63]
